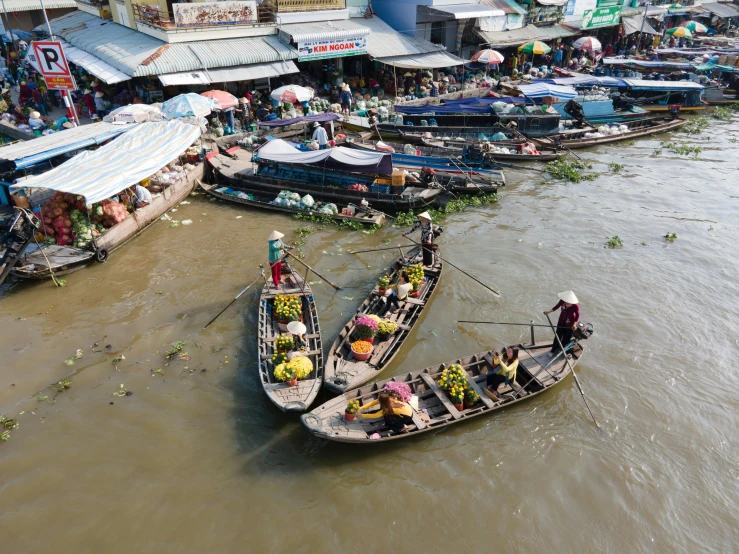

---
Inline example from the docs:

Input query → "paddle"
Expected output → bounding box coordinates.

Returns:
[350,245,413,254]
[403,236,500,297]
[285,251,341,291]
[458,320,577,329]
[204,270,265,329]
[545,313,600,429]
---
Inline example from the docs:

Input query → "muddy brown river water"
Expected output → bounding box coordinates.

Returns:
[1,116,738,553]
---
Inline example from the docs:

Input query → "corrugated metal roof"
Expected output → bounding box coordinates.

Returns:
[0,122,129,165]
[482,0,527,16]
[47,11,298,77]
[0,0,76,12]
[427,4,506,19]
[702,2,739,17]
[278,19,372,43]
[476,24,575,47]
[358,16,447,58]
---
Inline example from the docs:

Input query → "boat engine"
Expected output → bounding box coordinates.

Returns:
[668,104,681,119]
[611,92,636,112]
[419,166,437,184]
[573,322,594,341]
[563,100,587,128]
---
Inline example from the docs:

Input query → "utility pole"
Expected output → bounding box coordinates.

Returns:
[0,0,19,60]
[636,1,650,55]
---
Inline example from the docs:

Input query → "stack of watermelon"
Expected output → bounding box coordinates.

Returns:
[39,192,86,246]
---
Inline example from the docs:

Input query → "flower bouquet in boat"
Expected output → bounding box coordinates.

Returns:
[274,356,313,387]
[274,334,294,353]
[351,340,373,361]
[439,364,469,410]
[377,274,391,295]
[274,294,302,331]
[345,399,360,421]
[406,263,425,297]
[353,315,378,344]
[464,387,481,410]
[376,320,398,341]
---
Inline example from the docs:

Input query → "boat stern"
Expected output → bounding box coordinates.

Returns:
[324,376,349,395]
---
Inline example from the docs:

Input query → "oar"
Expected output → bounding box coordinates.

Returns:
[458,320,577,330]
[285,251,341,291]
[545,313,600,429]
[350,245,413,254]
[403,236,500,297]
[204,270,265,329]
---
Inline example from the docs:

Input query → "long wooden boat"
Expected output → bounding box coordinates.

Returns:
[302,334,591,443]
[209,149,442,212]
[7,164,204,280]
[198,180,385,225]
[258,263,323,413]
[396,128,524,146]
[324,247,442,394]
[533,117,688,150]
[416,138,562,163]
[384,112,561,137]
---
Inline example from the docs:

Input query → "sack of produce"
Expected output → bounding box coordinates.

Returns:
[301,194,315,208]
[375,141,395,153]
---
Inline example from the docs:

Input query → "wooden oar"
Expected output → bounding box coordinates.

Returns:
[458,320,575,329]
[545,313,600,429]
[403,236,500,297]
[285,251,341,291]
[204,270,265,329]
[349,245,413,254]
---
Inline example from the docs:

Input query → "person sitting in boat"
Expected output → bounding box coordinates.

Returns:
[312,122,329,150]
[486,347,519,400]
[130,184,152,210]
[544,290,580,357]
[381,270,411,317]
[287,321,308,360]
[359,391,413,433]
[268,230,291,289]
[256,102,269,122]
[403,211,442,267]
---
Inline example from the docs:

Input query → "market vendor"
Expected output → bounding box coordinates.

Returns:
[339,84,352,114]
[404,73,414,95]
[403,211,442,267]
[312,122,328,150]
[236,96,250,129]
[287,321,309,360]
[256,102,269,122]
[268,230,291,289]
[27,110,44,131]
[94,91,107,117]
[130,183,152,210]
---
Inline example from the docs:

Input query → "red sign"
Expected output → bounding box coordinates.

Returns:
[30,40,77,91]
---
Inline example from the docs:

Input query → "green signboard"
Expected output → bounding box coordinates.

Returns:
[581,6,622,29]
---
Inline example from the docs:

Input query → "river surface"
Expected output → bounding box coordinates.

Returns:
[1,115,738,553]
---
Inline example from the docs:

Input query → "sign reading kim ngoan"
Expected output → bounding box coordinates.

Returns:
[297,36,368,61]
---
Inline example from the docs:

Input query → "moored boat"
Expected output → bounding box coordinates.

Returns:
[302,326,593,443]
[324,247,442,394]
[417,138,562,163]
[258,263,323,413]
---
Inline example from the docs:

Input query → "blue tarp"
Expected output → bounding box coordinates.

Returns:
[394,103,495,115]
[257,113,341,128]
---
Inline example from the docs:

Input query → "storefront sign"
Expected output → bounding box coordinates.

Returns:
[297,36,368,61]
[581,6,622,29]
[27,40,77,91]
[173,1,257,27]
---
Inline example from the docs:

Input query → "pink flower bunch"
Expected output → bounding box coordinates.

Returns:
[355,316,379,331]
[383,381,413,403]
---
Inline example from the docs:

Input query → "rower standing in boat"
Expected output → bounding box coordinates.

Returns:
[544,290,580,357]
[403,211,442,267]
[268,230,291,289]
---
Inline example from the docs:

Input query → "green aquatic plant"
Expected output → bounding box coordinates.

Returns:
[711,107,732,121]
[392,193,499,228]
[664,233,678,243]
[608,162,623,173]
[680,117,709,135]
[53,379,72,392]
[545,159,596,183]
[605,236,623,249]
[661,142,701,157]
[165,340,186,360]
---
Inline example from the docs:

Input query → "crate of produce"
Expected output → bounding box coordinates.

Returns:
[370,184,390,194]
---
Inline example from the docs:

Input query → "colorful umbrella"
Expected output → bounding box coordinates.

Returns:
[470,49,505,65]
[161,93,215,119]
[679,20,708,33]
[518,41,551,55]
[270,85,313,104]
[666,26,693,39]
[572,37,602,51]
[200,90,238,110]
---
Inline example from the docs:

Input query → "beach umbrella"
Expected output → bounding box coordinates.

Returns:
[666,26,693,39]
[572,37,602,51]
[679,21,708,33]
[200,89,238,110]
[270,85,313,104]
[470,49,505,65]
[103,104,163,124]
[518,41,551,55]
[161,93,215,119]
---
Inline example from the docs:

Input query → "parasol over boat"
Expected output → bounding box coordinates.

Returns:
[200,89,238,110]
[270,85,313,104]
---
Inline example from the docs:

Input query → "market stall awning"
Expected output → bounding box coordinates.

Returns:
[622,79,704,92]
[0,123,131,170]
[375,50,465,69]
[536,75,624,87]
[536,0,568,5]
[426,4,506,19]
[516,83,578,99]
[158,71,211,87]
[701,2,739,18]
[646,6,668,18]
[256,139,392,175]
[602,57,693,69]
[11,121,201,204]
[483,0,527,15]
[258,113,341,129]
[208,61,299,83]
[621,15,661,35]
[476,24,575,47]
[278,20,371,43]
[58,39,131,85]
[0,0,76,11]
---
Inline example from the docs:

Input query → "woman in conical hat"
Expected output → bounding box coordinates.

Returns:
[544,291,580,357]
[402,211,443,267]
[267,230,290,289]
[286,320,308,360]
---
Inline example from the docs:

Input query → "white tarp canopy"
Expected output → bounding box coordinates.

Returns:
[104,104,163,124]
[622,15,660,36]
[517,83,578,99]
[376,50,465,69]
[159,61,300,86]
[256,139,392,174]
[11,120,201,204]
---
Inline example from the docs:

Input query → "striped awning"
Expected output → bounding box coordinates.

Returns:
[516,83,578,99]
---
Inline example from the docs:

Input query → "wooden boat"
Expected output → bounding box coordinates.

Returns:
[7,164,204,280]
[344,136,505,187]
[302,330,592,443]
[324,247,442,394]
[395,128,524,146]
[417,138,562,163]
[533,117,688,150]
[209,148,442,212]
[258,263,323,413]
[198,180,385,225]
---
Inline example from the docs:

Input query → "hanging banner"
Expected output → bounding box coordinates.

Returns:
[581,6,622,29]
[297,36,368,61]
[173,1,257,27]
[27,40,77,91]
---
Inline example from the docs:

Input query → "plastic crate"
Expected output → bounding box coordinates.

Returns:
[373,178,392,186]
[370,184,390,194]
